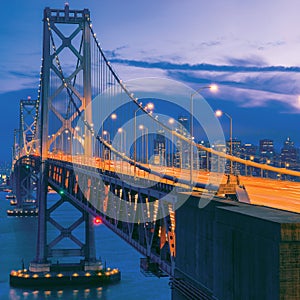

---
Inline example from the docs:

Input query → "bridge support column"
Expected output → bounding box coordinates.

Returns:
[83,211,98,270]
[8,156,39,217]
[30,161,50,272]
[173,194,300,300]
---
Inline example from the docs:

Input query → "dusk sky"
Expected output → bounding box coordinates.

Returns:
[1,0,300,161]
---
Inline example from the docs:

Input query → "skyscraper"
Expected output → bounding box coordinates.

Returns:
[153,130,166,165]
[280,137,299,170]
[175,116,190,169]
[228,138,242,174]
[259,139,275,164]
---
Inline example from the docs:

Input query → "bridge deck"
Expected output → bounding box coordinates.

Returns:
[240,176,300,213]
[49,154,300,213]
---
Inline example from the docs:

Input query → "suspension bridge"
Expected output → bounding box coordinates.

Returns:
[8,5,300,299]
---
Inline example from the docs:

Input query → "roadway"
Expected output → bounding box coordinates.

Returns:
[48,153,300,214]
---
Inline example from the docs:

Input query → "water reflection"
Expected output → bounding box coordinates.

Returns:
[9,286,105,300]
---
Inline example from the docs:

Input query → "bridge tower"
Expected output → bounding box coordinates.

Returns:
[19,97,38,156]
[8,99,39,214]
[29,4,99,273]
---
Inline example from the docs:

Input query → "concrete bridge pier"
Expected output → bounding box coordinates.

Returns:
[172,194,300,300]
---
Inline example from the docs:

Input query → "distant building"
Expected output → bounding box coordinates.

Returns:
[259,139,275,164]
[240,143,259,176]
[153,130,166,165]
[241,143,258,160]
[198,140,210,170]
[175,116,190,169]
[280,137,299,170]
[228,138,242,174]
[210,142,226,173]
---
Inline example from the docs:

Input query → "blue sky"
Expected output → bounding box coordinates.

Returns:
[1,0,300,161]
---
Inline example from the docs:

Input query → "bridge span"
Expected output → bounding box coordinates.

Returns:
[8,4,300,299]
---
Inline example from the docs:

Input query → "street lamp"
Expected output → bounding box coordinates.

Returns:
[62,129,69,154]
[110,113,117,161]
[117,127,126,154]
[215,109,233,174]
[102,130,110,142]
[250,155,254,176]
[168,118,175,168]
[102,130,110,162]
[266,159,271,178]
[139,125,149,164]
[134,102,154,179]
[190,84,218,184]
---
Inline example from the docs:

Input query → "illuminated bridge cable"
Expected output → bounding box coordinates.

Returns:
[86,20,300,179]
[33,61,43,141]
[46,15,300,181]
[48,24,184,184]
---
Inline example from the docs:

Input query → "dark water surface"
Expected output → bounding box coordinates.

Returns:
[0,192,170,300]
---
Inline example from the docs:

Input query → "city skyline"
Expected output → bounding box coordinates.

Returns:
[1,0,300,161]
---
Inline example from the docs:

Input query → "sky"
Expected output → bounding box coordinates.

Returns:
[1,0,300,161]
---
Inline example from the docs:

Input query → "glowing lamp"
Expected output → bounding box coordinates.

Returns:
[94,216,102,225]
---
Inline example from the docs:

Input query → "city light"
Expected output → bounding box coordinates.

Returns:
[209,84,218,92]
[168,118,175,125]
[145,102,154,110]
[94,216,103,225]
[215,109,223,117]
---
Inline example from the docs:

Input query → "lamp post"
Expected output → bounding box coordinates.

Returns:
[102,130,110,170]
[168,118,175,169]
[215,109,233,174]
[190,84,218,184]
[110,114,117,161]
[134,102,154,179]
[90,123,94,157]
[139,125,149,164]
[117,127,126,154]
[102,130,110,141]
[75,126,80,155]
[250,155,254,176]
[103,130,110,156]
[63,129,69,154]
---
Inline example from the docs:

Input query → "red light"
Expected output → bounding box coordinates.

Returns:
[94,217,102,225]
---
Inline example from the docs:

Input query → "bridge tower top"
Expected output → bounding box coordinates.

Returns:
[40,4,92,161]
[43,4,90,24]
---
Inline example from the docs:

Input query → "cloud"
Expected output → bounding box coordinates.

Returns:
[198,41,222,47]
[253,40,286,51]
[226,55,267,67]
[110,58,300,73]
[0,71,39,94]
[107,57,300,113]
[9,70,38,79]
[104,45,129,59]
